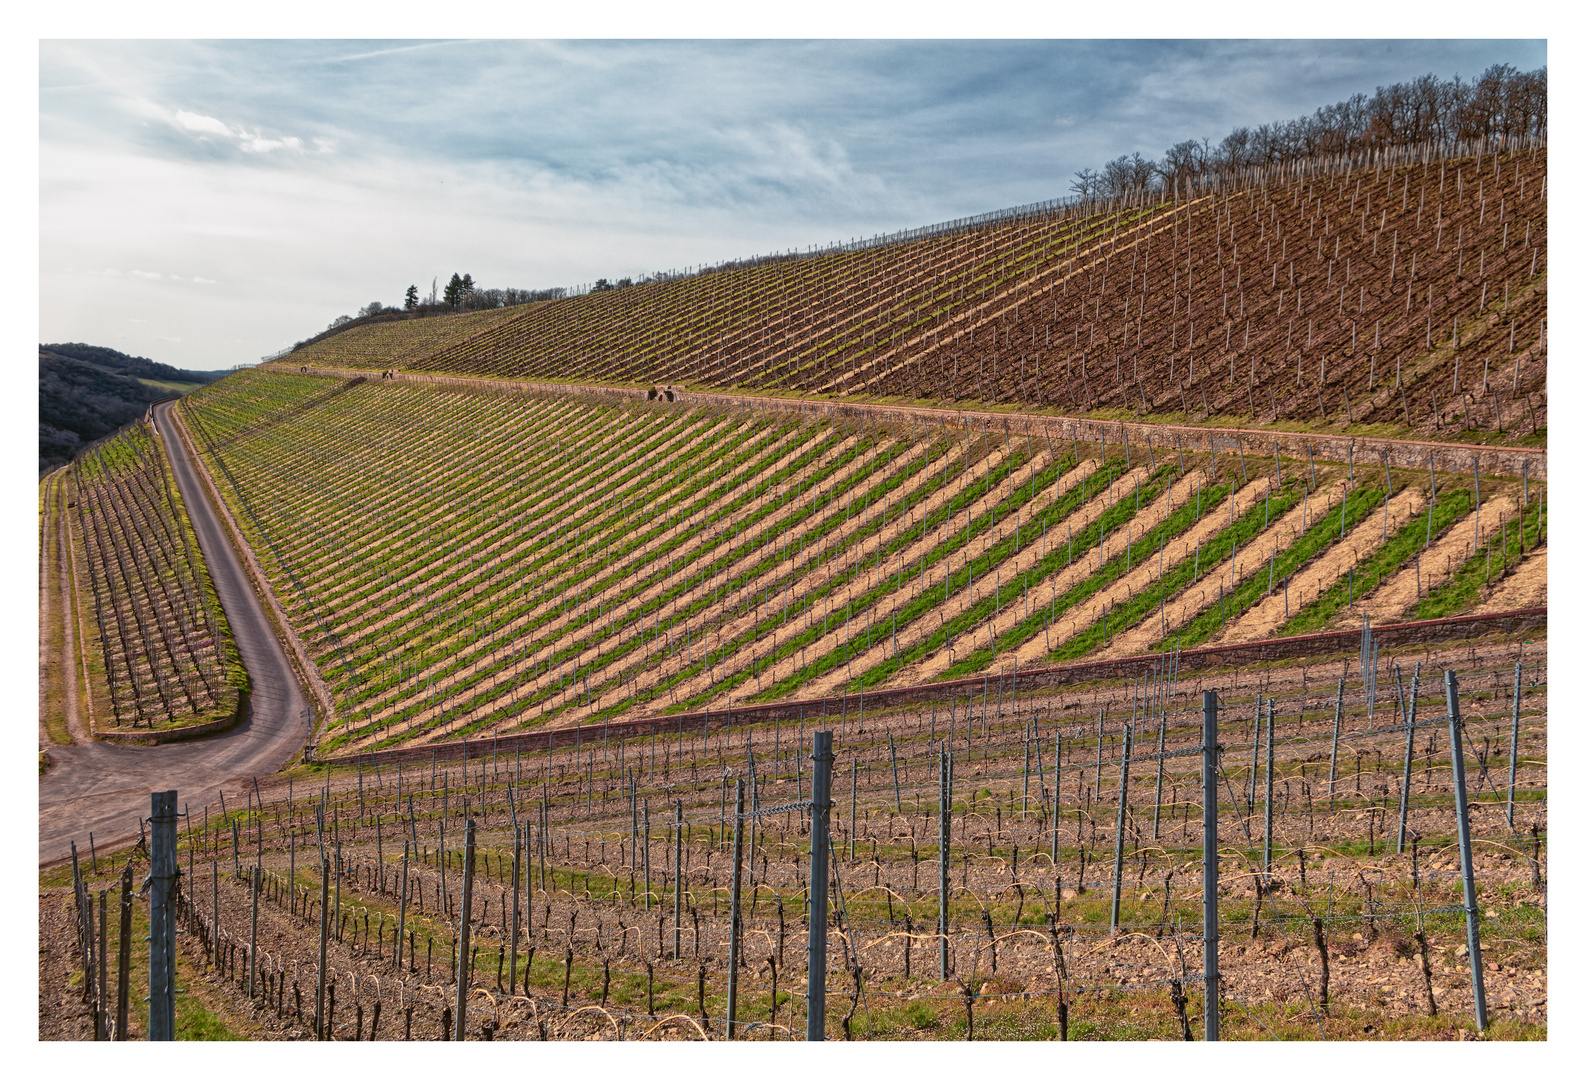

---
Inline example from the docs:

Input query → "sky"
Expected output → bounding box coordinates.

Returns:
[39,37,1547,371]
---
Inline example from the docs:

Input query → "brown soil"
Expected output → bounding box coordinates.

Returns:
[1474,546,1546,614]
[1361,496,1518,623]
[832,202,1200,395]
[765,454,1115,700]
[1214,486,1428,644]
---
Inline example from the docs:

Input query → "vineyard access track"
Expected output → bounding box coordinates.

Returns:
[37,401,310,864]
[282,365,1545,481]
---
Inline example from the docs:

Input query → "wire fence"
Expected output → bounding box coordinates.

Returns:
[67,643,1546,1040]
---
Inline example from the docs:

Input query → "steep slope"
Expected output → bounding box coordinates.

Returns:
[271,141,1546,445]
[180,368,1542,756]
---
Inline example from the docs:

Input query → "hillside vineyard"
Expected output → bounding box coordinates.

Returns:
[43,137,1547,1045]
[180,369,1541,758]
[290,142,1545,439]
[64,420,240,730]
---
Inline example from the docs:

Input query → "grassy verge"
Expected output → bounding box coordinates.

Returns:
[1040,476,1280,663]
[40,472,75,746]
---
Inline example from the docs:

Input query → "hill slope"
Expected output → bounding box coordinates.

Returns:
[41,342,228,386]
[62,418,243,732]
[39,344,228,472]
[39,352,170,471]
[180,368,1542,758]
[275,142,1546,447]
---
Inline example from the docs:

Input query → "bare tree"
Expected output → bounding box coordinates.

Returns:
[1076,65,1545,201]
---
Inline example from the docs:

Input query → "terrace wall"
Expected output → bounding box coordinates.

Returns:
[323,605,1544,766]
[288,364,1547,480]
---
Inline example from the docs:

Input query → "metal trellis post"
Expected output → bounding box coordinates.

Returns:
[674,800,683,960]
[1110,725,1133,934]
[726,779,746,1039]
[806,731,833,1041]
[147,790,177,1041]
[1051,733,1061,869]
[1444,672,1488,1033]
[1263,700,1276,881]
[1507,663,1522,833]
[1202,692,1220,1042]
[454,818,477,1041]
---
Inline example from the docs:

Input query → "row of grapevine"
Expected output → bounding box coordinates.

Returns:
[67,420,243,731]
[57,642,1547,1040]
[274,142,1545,442]
[179,371,1541,756]
[286,306,529,371]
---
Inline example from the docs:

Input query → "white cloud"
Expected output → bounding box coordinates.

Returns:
[191,276,219,285]
[130,269,162,279]
[173,109,233,137]
[240,133,304,154]
[315,40,482,65]
[170,107,311,155]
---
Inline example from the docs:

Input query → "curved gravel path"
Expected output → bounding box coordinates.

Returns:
[37,400,310,864]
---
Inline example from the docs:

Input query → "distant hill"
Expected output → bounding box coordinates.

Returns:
[38,344,227,473]
[41,342,228,386]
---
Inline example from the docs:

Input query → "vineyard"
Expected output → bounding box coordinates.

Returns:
[284,306,531,371]
[60,419,244,734]
[279,140,1546,443]
[176,370,1543,761]
[42,131,1547,1043]
[46,647,1547,1040]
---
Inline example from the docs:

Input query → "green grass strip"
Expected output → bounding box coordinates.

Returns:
[937,469,1231,676]
[1048,478,1302,662]
[739,451,1107,702]
[1414,496,1546,620]
[358,429,900,745]
[840,463,1175,690]
[535,436,987,727]
[1281,486,1474,635]
[1167,483,1386,649]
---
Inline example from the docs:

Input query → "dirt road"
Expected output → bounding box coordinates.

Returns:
[37,400,310,864]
